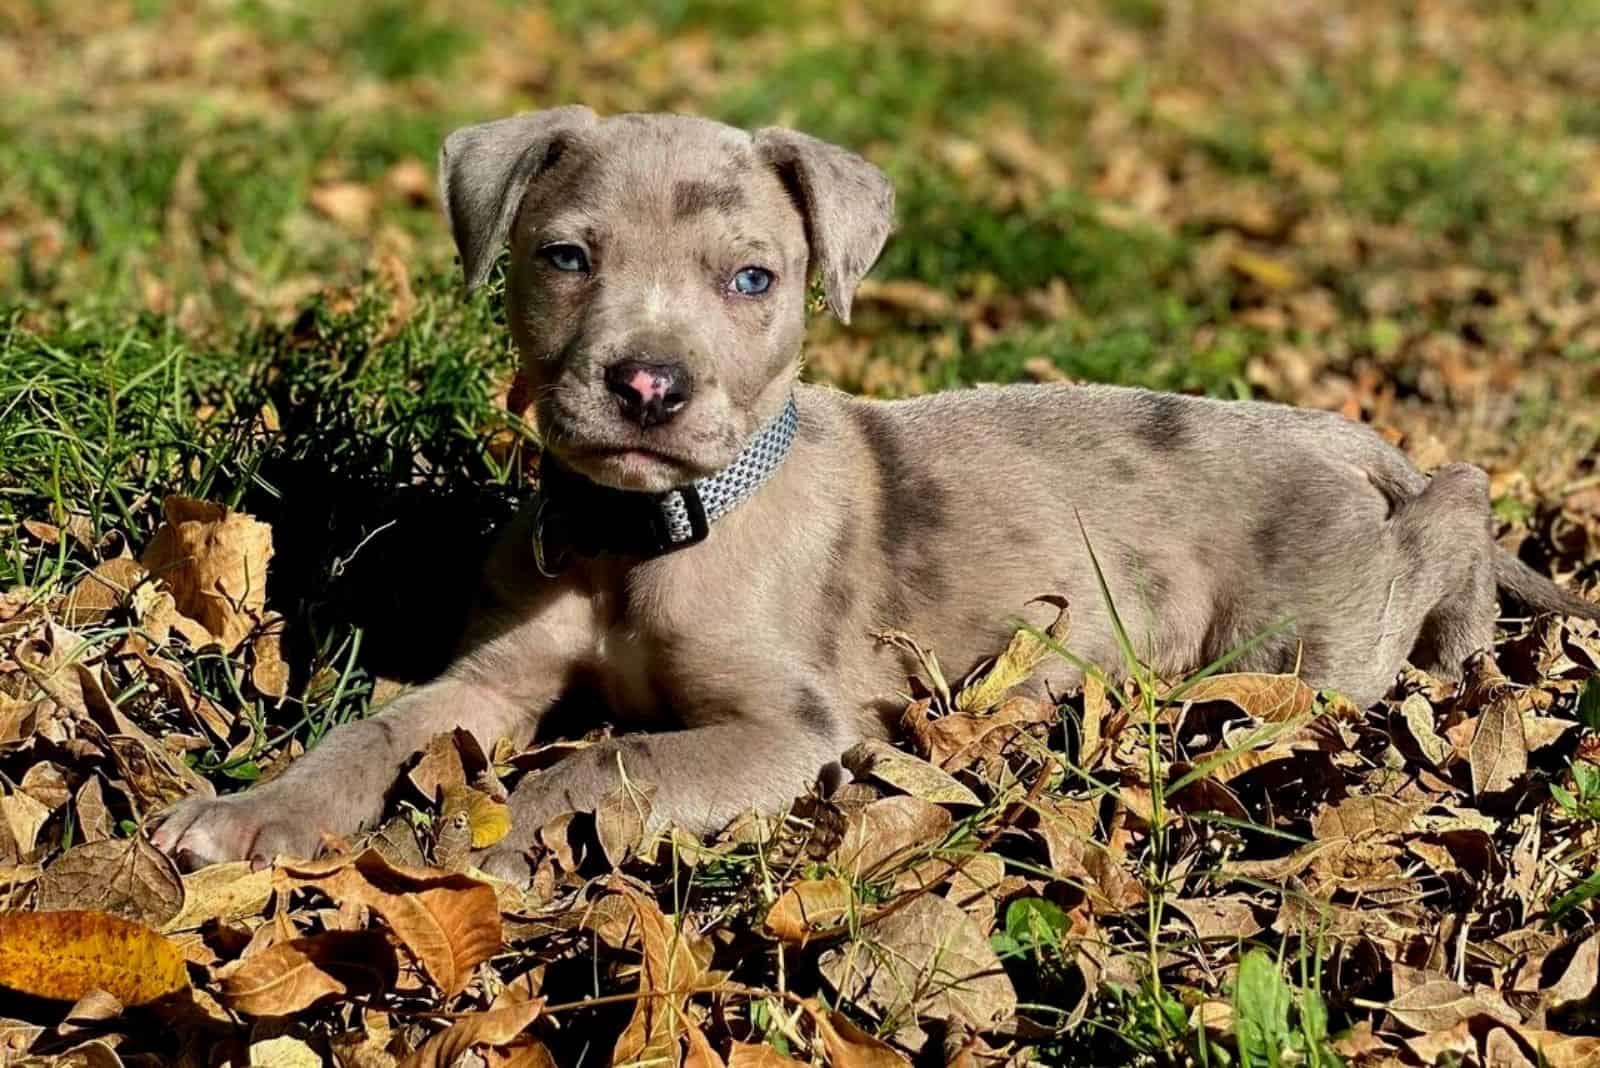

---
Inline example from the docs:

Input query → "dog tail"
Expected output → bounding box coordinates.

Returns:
[1494,548,1600,621]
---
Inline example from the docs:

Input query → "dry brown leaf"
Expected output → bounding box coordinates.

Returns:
[1471,694,1529,797]
[955,596,1070,714]
[818,893,1016,1028]
[219,930,398,1017]
[139,496,274,653]
[1171,896,1262,942]
[1399,692,1452,768]
[277,849,501,996]
[310,181,378,230]
[604,880,711,1067]
[1541,932,1600,1011]
[410,732,468,802]
[1175,672,1316,721]
[0,910,189,1005]
[250,615,290,699]
[831,796,953,880]
[765,877,855,946]
[247,1035,324,1068]
[0,789,51,856]
[1502,1028,1600,1067]
[725,1042,808,1067]
[74,776,112,844]
[398,999,544,1068]
[62,558,147,628]
[1386,976,1519,1033]
[683,1025,729,1068]
[36,835,184,927]
[810,1003,910,1066]
[841,739,981,806]
[161,861,274,933]
[594,779,656,869]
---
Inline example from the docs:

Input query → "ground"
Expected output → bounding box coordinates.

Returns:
[2,1,1600,1065]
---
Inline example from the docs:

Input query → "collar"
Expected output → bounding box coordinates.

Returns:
[531,395,800,575]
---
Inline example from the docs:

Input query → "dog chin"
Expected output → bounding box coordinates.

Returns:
[556,445,700,493]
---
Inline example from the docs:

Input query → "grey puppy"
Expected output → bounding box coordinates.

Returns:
[153,108,1600,879]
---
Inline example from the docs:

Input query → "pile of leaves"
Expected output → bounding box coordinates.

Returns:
[2,470,1599,1066]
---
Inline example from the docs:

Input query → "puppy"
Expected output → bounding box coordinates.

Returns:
[153,108,1599,879]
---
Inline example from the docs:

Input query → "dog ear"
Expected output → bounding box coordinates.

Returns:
[438,106,598,291]
[753,128,894,323]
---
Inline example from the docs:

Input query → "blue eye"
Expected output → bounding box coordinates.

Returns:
[731,267,773,296]
[541,244,589,272]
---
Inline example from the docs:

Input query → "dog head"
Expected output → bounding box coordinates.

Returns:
[439,108,895,492]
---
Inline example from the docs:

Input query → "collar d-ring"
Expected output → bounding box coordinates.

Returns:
[530,493,569,578]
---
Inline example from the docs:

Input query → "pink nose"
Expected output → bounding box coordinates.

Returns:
[627,368,670,405]
[604,360,693,428]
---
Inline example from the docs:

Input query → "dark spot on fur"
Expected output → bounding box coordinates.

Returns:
[1138,393,1194,453]
[673,179,746,219]
[849,405,952,624]
[795,687,837,740]
[1110,455,1138,484]
[1251,516,1288,570]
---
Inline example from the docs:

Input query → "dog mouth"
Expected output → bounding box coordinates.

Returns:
[554,441,707,489]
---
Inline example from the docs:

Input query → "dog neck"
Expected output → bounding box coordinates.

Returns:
[531,395,800,575]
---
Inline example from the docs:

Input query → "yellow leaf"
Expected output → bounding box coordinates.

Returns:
[955,597,1071,714]
[0,909,189,1005]
[441,784,512,850]
[161,861,274,933]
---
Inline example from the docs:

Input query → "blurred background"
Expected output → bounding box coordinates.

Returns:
[3,0,1599,662]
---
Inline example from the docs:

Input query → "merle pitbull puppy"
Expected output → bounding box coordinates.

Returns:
[153,107,1600,879]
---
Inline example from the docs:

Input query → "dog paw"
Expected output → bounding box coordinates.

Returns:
[150,791,327,871]
[473,844,536,887]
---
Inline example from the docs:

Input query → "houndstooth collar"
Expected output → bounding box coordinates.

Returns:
[532,395,800,575]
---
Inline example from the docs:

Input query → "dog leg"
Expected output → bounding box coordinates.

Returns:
[475,716,849,882]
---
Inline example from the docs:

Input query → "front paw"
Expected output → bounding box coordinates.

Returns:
[473,844,537,886]
[150,788,331,871]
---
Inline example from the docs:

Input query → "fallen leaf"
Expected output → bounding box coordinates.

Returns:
[603,880,711,1067]
[831,796,953,880]
[398,999,544,1068]
[161,861,274,933]
[247,1035,324,1068]
[684,1025,729,1068]
[250,615,290,699]
[310,181,378,230]
[725,1043,808,1067]
[955,597,1071,713]
[1471,694,1529,797]
[36,835,184,927]
[819,893,1016,1028]
[139,496,274,653]
[442,783,512,851]
[219,930,398,1017]
[594,779,655,868]
[810,1003,910,1066]
[1386,976,1519,1033]
[0,789,51,856]
[0,910,188,1005]
[765,877,855,946]
[1399,692,1452,767]
[277,850,501,996]
[841,739,981,806]
[62,558,147,628]
[1174,672,1316,721]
